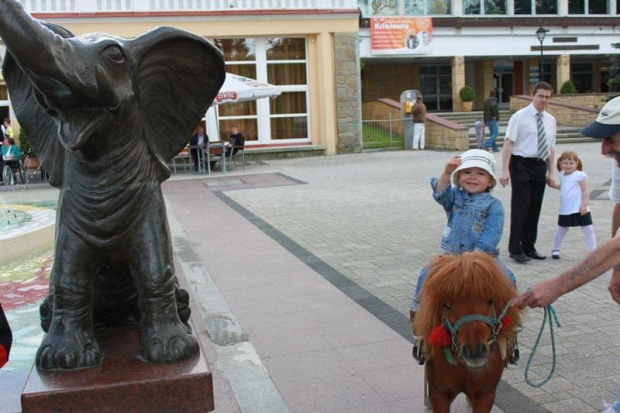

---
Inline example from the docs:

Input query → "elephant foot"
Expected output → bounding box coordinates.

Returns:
[36,324,102,370]
[140,321,199,363]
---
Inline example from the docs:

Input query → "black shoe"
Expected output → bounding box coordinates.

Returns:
[525,250,546,260]
[509,253,531,263]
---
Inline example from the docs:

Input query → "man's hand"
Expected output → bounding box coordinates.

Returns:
[500,172,510,188]
[546,176,555,187]
[513,279,564,309]
[609,266,620,305]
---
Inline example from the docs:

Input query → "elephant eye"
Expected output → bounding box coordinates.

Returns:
[103,45,125,64]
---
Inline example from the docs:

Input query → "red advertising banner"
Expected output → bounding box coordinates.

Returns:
[370,17,433,55]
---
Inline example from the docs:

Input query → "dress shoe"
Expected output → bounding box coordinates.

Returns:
[525,250,547,260]
[509,253,531,263]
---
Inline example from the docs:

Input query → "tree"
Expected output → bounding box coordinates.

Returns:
[607,42,620,92]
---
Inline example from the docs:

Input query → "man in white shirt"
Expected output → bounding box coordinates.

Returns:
[500,82,556,263]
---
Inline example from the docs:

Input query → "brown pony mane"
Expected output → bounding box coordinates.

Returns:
[414,251,521,347]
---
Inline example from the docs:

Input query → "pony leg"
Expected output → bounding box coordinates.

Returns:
[470,391,497,413]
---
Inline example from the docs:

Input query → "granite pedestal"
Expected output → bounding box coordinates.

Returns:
[21,323,213,413]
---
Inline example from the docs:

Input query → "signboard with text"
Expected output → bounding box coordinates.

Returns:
[370,17,433,55]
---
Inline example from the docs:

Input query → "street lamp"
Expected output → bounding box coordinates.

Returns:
[536,26,548,82]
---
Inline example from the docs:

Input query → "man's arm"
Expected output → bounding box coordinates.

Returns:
[515,236,620,308]
[500,139,514,187]
[545,147,555,186]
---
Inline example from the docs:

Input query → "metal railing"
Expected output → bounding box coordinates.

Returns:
[361,114,404,150]
[21,0,356,13]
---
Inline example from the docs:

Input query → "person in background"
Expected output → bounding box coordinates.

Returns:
[0,303,12,368]
[500,81,556,263]
[226,125,245,157]
[189,125,209,172]
[483,89,500,153]
[547,150,596,259]
[1,137,22,167]
[411,96,426,150]
[2,118,14,140]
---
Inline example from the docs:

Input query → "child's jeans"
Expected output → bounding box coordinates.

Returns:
[410,258,517,311]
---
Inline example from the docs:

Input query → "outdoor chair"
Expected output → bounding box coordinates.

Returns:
[171,146,191,175]
[229,144,245,170]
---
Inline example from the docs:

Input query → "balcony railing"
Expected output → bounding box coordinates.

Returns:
[21,0,357,13]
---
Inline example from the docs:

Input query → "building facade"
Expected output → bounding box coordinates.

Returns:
[360,0,620,111]
[0,0,361,155]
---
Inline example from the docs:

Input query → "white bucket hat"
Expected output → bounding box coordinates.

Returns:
[453,149,498,188]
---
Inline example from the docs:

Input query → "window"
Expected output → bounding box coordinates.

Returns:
[213,37,309,144]
[569,0,607,13]
[572,63,594,92]
[464,0,506,14]
[267,38,309,141]
[515,0,557,13]
[403,0,452,14]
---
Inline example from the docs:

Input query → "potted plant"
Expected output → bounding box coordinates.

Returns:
[459,86,476,112]
[560,80,577,94]
[19,128,40,169]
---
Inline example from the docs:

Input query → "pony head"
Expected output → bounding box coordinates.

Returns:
[414,251,521,369]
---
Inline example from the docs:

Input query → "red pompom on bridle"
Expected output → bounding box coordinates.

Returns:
[428,325,452,347]
[500,316,513,331]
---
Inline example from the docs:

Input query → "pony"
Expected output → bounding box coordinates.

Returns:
[414,251,521,413]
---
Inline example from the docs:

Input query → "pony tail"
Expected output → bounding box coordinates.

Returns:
[556,156,562,172]
[577,157,583,171]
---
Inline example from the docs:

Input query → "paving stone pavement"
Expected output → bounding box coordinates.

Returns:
[2,141,619,412]
[217,141,620,412]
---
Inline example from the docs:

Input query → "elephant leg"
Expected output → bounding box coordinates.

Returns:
[36,226,101,370]
[131,209,198,363]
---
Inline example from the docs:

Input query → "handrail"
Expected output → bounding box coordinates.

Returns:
[373,98,468,131]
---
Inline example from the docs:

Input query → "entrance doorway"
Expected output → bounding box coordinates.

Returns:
[493,72,513,110]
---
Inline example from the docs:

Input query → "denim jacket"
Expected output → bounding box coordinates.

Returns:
[431,178,504,257]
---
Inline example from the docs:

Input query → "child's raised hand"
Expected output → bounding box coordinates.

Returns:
[444,156,461,175]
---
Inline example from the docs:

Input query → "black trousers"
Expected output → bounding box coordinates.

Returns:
[508,155,548,254]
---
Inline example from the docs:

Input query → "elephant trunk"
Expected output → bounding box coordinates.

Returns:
[0,0,95,108]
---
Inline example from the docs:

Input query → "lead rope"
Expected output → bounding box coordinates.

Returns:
[525,305,561,388]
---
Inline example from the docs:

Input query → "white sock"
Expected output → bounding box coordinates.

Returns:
[582,225,597,251]
[553,226,569,252]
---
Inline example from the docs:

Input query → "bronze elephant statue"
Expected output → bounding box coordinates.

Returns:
[0,0,226,369]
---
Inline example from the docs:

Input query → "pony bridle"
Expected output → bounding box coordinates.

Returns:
[441,299,514,366]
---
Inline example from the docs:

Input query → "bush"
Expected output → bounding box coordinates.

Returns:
[459,86,476,102]
[560,80,577,94]
[19,128,36,157]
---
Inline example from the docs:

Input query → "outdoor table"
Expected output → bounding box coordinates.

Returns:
[202,142,227,174]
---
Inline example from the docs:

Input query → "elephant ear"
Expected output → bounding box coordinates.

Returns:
[132,27,226,163]
[2,22,75,188]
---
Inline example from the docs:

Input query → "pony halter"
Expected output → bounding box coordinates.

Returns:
[441,299,514,365]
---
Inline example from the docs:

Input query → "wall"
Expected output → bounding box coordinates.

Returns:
[510,95,601,127]
[362,100,469,150]
[362,63,415,102]
[335,33,362,154]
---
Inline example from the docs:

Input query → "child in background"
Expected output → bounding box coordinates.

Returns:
[409,150,516,362]
[548,150,596,259]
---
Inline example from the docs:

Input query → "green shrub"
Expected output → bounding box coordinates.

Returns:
[459,86,476,102]
[560,80,577,94]
[19,128,35,157]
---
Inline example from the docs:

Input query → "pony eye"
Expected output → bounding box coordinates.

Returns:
[443,303,452,310]
[487,299,495,306]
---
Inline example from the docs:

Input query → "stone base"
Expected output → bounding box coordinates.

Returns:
[21,325,213,413]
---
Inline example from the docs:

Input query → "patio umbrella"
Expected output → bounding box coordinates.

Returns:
[206,73,282,140]
[215,73,282,103]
